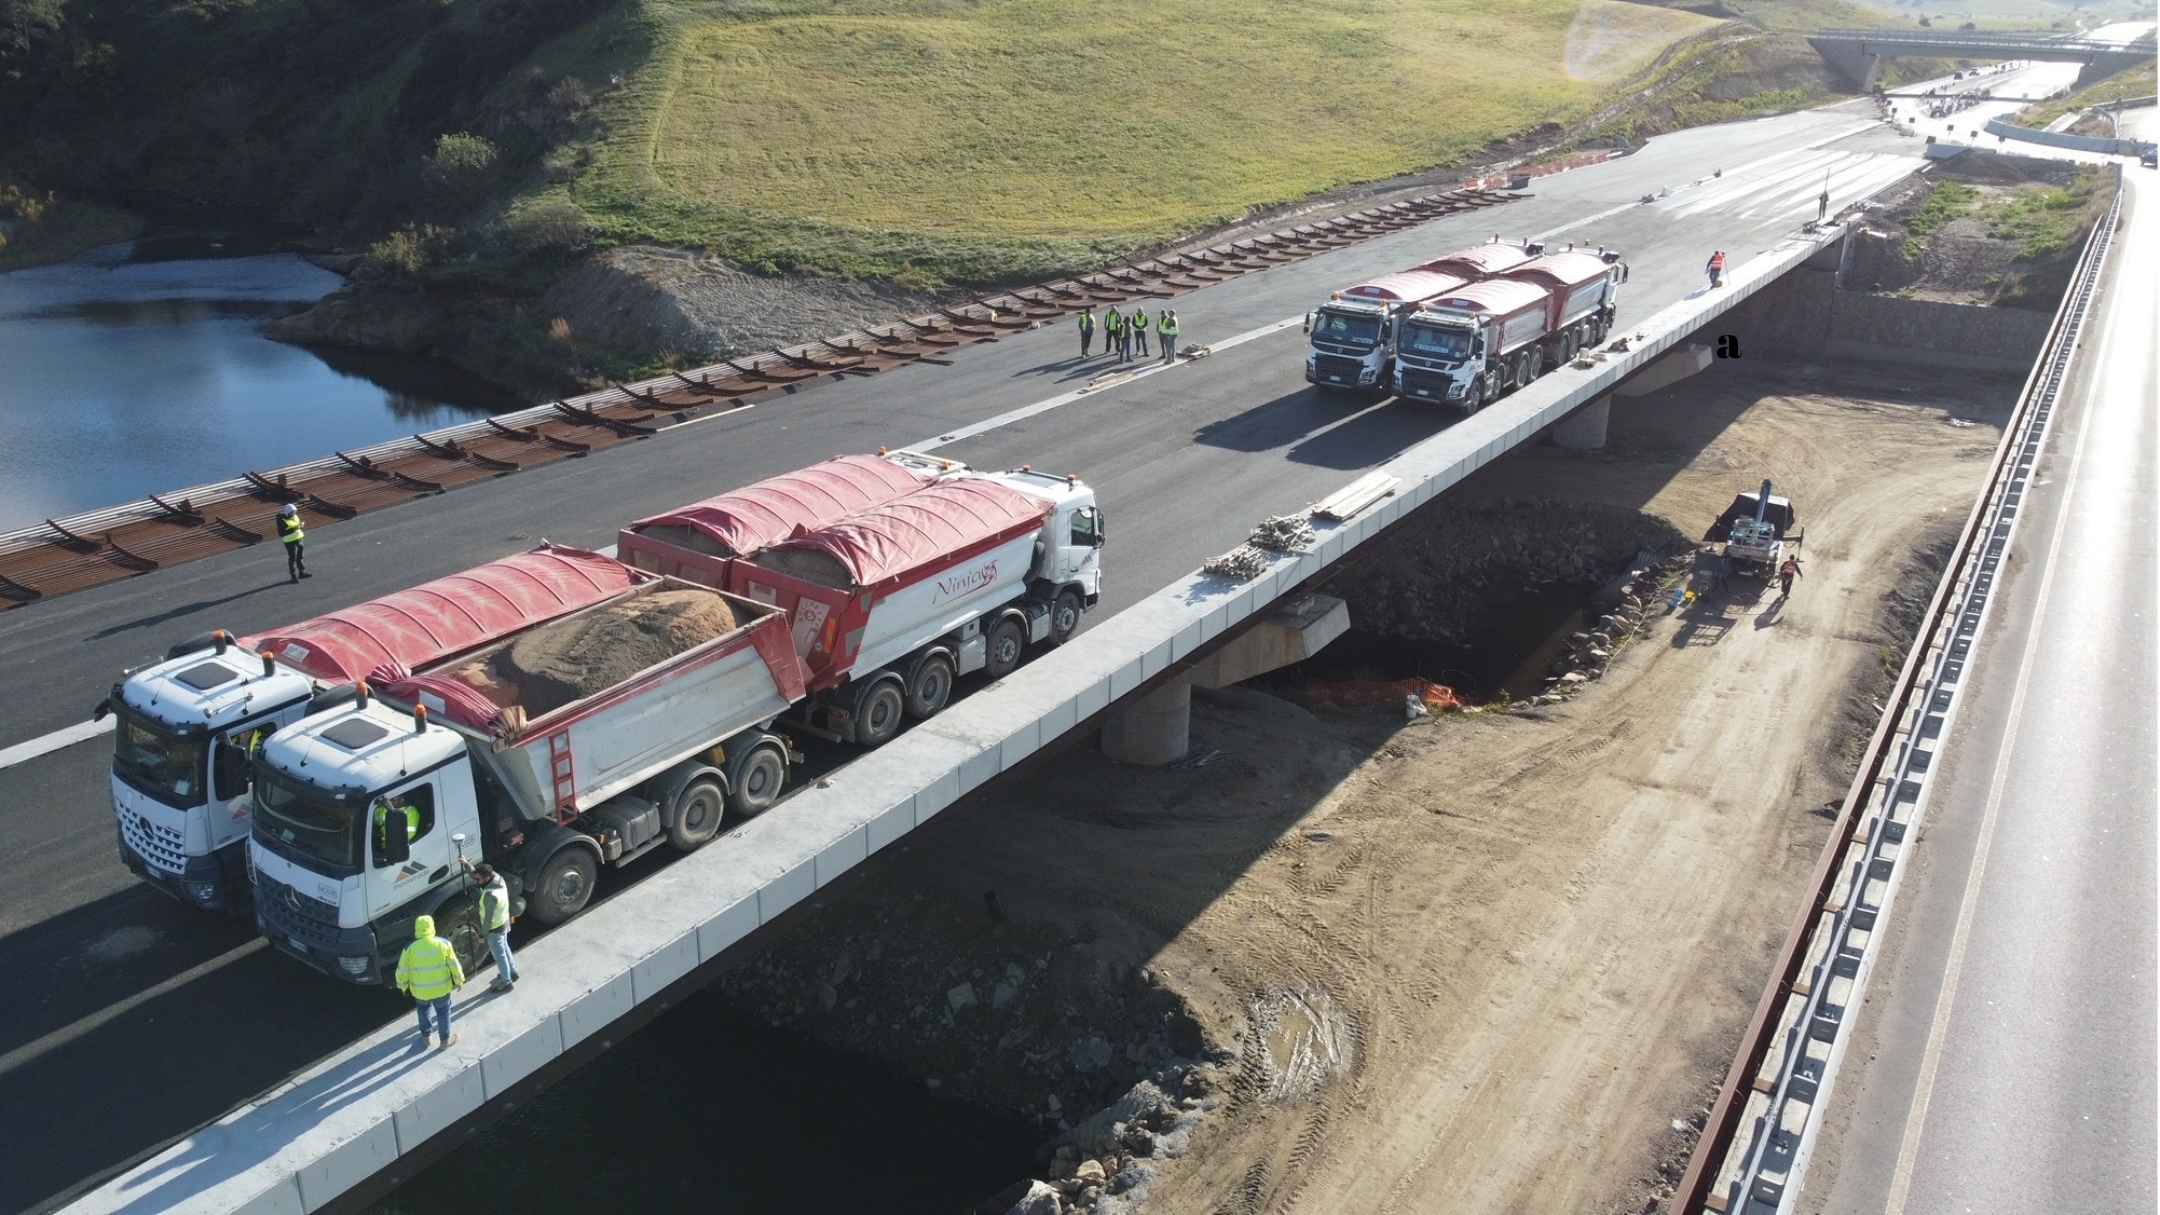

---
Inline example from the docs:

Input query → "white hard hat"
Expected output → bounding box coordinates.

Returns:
[280,504,298,517]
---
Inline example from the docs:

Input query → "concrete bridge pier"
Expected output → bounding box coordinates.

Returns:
[1102,593,1350,765]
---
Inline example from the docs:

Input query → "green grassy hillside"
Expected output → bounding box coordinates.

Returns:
[557,0,1715,283]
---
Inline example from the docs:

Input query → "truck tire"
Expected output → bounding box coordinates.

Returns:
[1526,346,1544,381]
[904,652,955,720]
[666,778,726,852]
[985,616,1026,680]
[1048,589,1083,647]
[528,846,598,925]
[1560,330,1578,363]
[727,742,786,818]
[852,677,906,747]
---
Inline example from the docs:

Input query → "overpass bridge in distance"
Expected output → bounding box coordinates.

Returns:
[56,215,1866,1215]
[1808,28,2152,89]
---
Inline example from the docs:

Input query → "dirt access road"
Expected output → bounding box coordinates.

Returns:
[1123,367,2007,1215]
[708,363,2010,1214]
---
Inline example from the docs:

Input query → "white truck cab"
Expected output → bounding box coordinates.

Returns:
[1305,296,1397,390]
[102,635,319,911]
[248,694,487,984]
[984,467,1105,614]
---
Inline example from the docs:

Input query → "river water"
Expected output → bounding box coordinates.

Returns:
[0,236,517,532]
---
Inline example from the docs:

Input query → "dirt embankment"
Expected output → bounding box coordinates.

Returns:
[708,362,2013,1215]
[1843,158,2103,309]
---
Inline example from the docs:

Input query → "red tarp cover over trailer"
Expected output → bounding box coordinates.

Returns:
[1426,279,1550,317]
[1503,250,1615,292]
[623,455,933,558]
[759,478,1050,591]
[1341,268,1470,303]
[240,544,641,684]
[1421,243,1534,280]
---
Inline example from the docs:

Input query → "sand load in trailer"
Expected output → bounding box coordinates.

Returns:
[740,477,1055,690]
[241,544,642,684]
[618,454,940,571]
[377,579,805,821]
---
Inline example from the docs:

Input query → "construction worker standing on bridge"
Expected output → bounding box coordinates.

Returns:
[1103,306,1124,361]
[1158,308,1180,363]
[1706,250,1726,290]
[276,504,309,582]
[1077,306,1096,358]
[1818,189,1831,223]
[395,913,465,1050]
[1130,305,1151,358]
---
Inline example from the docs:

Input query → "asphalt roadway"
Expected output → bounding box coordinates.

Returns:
[1802,107,2158,1214]
[0,98,1935,1213]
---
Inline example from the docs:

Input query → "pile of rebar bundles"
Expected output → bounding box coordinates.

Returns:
[1203,512,1316,579]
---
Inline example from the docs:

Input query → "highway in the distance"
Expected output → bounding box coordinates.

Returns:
[0,91,1946,1214]
[1801,106,2158,1213]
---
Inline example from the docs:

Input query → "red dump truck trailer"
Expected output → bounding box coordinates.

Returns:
[622,463,1106,746]
[1395,247,1626,410]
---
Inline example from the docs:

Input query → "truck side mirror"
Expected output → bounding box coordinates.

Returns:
[1302,313,1311,334]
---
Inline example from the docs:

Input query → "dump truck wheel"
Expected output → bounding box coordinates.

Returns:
[1049,589,1083,647]
[727,744,786,818]
[438,897,486,976]
[529,847,597,925]
[667,778,725,851]
[985,616,1026,679]
[853,677,906,746]
[905,653,955,720]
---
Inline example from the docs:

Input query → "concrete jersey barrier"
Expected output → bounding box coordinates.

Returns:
[57,222,1849,1215]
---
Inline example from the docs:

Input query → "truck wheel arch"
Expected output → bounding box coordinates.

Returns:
[649,762,728,835]
[518,821,603,894]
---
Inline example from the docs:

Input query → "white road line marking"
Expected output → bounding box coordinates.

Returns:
[0,717,115,773]
[1881,221,2115,1214]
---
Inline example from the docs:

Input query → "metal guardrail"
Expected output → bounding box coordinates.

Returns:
[1675,166,2125,1213]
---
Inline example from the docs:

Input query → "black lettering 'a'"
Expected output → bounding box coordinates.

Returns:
[1715,334,1743,359]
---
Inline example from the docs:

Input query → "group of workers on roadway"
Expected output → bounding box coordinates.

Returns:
[1076,304,1181,365]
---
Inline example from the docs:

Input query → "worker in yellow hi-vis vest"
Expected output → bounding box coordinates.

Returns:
[277,504,309,582]
[1129,306,1151,359]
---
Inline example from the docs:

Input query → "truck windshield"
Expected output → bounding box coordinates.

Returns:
[112,706,207,808]
[1312,311,1382,347]
[1401,324,1472,359]
[253,765,362,876]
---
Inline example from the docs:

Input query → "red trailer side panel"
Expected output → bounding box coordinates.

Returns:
[620,455,932,560]
[1424,279,1552,354]
[1501,251,1615,331]
[241,545,643,684]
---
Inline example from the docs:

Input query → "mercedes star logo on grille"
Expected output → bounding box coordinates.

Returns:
[287,885,304,912]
